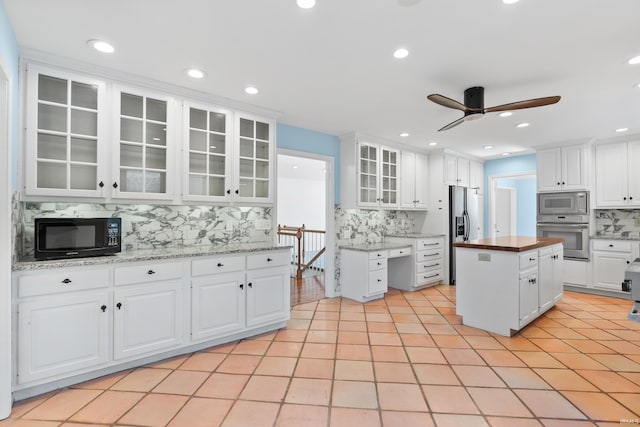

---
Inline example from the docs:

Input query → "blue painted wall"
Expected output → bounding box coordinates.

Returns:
[276,123,340,204]
[0,2,19,190]
[484,154,537,236]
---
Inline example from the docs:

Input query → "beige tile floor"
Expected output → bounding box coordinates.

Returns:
[2,286,640,426]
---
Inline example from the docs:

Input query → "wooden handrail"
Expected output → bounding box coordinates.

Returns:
[277,224,326,279]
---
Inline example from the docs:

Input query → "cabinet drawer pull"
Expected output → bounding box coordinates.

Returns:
[424,263,439,268]
[377,262,382,266]
[100,305,107,312]
[529,257,535,261]
[424,253,439,257]
[147,270,156,275]
[267,258,273,262]
[377,279,382,282]
[61,278,72,284]
[423,243,438,246]
[423,273,439,279]
[217,263,224,267]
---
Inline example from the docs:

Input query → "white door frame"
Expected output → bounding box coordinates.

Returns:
[276,148,336,298]
[0,58,13,418]
[488,172,535,239]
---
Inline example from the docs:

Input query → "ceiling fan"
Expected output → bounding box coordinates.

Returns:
[427,86,561,132]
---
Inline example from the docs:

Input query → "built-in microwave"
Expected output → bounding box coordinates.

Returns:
[537,191,589,223]
[34,217,122,260]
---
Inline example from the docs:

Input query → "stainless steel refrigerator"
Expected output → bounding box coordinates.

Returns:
[449,186,480,285]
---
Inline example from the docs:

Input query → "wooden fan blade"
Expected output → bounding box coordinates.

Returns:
[484,96,561,113]
[438,116,465,132]
[427,94,469,112]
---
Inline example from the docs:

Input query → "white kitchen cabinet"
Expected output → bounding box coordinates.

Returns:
[24,64,108,197]
[17,290,110,384]
[339,134,399,209]
[538,244,563,313]
[246,267,290,328]
[400,151,429,209]
[536,145,586,192]
[595,141,640,207]
[444,153,470,187]
[340,249,389,302]
[386,236,444,290]
[113,281,184,360]
[469,160,484,193]
[235,113,275,204]
[591,239,637,292]
[191,272,245,341]
[518,268,539,327]
[112,85,175,200]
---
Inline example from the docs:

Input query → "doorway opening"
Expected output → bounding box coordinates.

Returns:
[277,149,335,306]
[489,173,537,238]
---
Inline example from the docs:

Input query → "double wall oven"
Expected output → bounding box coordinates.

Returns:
[537,191,589,261]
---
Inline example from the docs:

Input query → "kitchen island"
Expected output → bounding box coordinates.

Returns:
[453,236,564,336]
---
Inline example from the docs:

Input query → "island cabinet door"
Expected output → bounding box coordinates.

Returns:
[191,272,246,341]
[519,271,539,328]
[538,248,555,313]
[113,281,184,360]
[17,291,110,384]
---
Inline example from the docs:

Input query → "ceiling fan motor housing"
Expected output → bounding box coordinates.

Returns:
[464,86,485,110]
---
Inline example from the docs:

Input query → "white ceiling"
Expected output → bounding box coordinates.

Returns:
[5,0,640,159]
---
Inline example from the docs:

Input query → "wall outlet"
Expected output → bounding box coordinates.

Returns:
[255,219,271,230]
[341,226,351,239]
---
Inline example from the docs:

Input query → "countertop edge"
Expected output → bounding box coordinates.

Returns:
[453,237,564,252]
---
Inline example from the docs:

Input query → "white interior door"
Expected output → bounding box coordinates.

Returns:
[494,187,516,237]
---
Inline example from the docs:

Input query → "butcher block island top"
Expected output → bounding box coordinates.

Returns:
[453,236,564,252]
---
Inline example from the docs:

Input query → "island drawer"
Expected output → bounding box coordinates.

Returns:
[417,239,443,250]
[192,255,245,276]
[592,240,632,252]
[18,268,111,298]
[368,250,388,260]
[114,261,184,286]
[519,252,538,270]
[247,250,289,269]
[368,259,387,271]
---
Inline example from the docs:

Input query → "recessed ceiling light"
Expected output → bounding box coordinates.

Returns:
[634,83,640,88]
[87,39,114,53]
[400,132,409,137]
[498,112,512,117]
[428,142,438,146]
[616,127,629,133]
[297,0,316,9]
[501,152,511,156]
[292,165,299,169]
[245,86,259,95]
[186,68,206,79]
[393,48,409,59]
[628,56,640,65]
[483,145,494,149]
[502,0,520,4]
[516,122,530,128]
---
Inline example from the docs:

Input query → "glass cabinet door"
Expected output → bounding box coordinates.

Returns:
[115,88,172,198]
[236,115,272,201]
[380,147,398,205]
[185,103,231,200]
[358,143,379,205]
[29,70,103,195]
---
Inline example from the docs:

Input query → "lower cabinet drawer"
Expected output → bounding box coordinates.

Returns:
[416,249,443,262]
[417,239,443,251]
[368,259,387,271]
[416,260,442,273]
[368,269,387,294]
[246,250,290,269]
[416,270,443,286]
[18,268,111,298]
[192,255,245,276]
[114,261,184,286]
[592,240,632,252]
[389,247,412,258]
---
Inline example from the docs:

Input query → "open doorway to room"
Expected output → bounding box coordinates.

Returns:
[277,149,334,306]
[489,173,537,238]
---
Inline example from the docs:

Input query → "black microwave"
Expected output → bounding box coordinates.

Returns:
[34,217,122,260]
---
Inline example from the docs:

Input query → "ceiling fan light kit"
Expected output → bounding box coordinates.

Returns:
[427,86,560,131]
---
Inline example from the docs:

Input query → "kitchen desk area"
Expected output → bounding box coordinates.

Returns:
[453,236,564,336]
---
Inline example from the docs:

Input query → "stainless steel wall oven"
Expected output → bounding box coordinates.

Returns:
[537,191,589,261]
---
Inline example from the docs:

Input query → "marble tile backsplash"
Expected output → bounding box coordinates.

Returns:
[594,209,640,239]
[17,202,272,258]
[335,208,415,246]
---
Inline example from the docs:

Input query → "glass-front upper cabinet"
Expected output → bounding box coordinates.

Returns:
[356,142,398,208]
[183,101,232,202]
[235,113,274,203]
[358,143,378,206]
[380,147,398,206]
[113,86,174,200]
[25,65,107,197]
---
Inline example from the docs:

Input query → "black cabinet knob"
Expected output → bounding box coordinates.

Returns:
[100,305,107,312]
[217,263,224,267]
[624,197,627,200]
[147,270,156,275]
[248,282,253,288]
[235,189,239,194]
[98,181,104,188]
[61,278,72,284]
[240,284,244,289]
[267,258,273,262]
[226,189,231,194]
[113,182,118,189]
[557,182,561,186]
[116,302,122,310]
[529,257,535,261]
[609,244,614,247]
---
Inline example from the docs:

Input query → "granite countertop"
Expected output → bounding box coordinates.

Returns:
[591,235,640,241]
[385,233,446,239]
[453,236,564,252]
[339,242,413,252]
[14,243,292,271]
